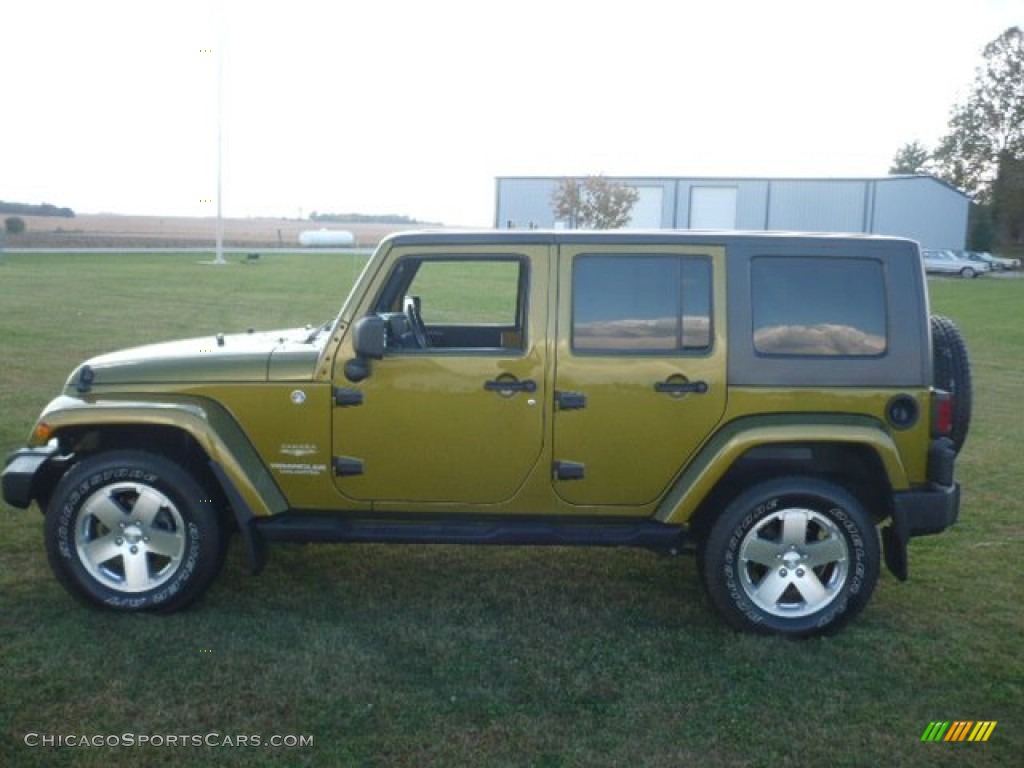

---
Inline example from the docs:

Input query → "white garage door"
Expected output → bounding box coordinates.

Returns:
[690,186,738,229]
[625,186,664,228]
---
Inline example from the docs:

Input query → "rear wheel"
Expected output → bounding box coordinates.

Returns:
[960,267,976,278]
[45,451,225,613]
[701,477,879,636]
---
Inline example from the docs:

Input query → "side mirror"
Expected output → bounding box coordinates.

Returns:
[345,315,386,383]
[353,315,386,360]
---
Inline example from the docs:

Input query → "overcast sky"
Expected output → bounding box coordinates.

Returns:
[2,0,1020,225]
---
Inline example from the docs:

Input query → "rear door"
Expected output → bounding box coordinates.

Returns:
[553,243,727,507]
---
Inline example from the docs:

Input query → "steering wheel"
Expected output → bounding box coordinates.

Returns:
[403,295,429,348]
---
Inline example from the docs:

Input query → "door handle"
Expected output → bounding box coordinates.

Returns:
[654,379,708,394]
[484,379,537,393]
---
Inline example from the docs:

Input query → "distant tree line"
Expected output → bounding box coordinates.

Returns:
[0,200,75,218]
[309,212,425,224]
[890,26,1023,250]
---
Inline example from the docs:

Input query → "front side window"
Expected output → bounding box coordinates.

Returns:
[409,260,521,325]
[572,255,712,353]
[751,257,887,356]
[373,256,526,352]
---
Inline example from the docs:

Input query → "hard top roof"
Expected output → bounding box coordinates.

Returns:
[383,229,918,249]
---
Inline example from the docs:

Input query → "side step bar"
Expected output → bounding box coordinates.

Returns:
[255,514,689,553]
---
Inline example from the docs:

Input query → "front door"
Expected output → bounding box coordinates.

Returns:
[553,244,727,507]
[332,245,549,505]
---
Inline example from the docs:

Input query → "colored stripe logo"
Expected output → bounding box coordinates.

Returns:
[921,721,997,742]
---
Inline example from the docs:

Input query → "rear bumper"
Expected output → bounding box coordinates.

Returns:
[883,481,960,581]
[2,446,58,509]
[894,482,960,537]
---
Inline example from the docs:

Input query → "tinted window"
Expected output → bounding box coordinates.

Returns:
[751,257,887,356]
[573,255,711,352]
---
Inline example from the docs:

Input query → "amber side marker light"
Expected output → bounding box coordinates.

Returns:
[34,423,53,442]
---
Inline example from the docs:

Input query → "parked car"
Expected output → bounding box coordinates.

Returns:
[922,249,990,278]
[957,251,1003,272]
[972,251,1020,270]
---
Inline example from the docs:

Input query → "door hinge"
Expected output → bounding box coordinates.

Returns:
[553,461,585,481]
[555,390,587,410]
[333,456,365,477]
[333,387,364,407]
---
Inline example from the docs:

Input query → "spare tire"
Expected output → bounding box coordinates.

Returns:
[931,315,972,454]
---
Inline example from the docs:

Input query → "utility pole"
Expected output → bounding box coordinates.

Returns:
[212,0,226,265]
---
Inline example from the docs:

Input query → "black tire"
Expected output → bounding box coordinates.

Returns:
[45,451,225,613]
[960,267,976,279]
[931,315,972,454]
[701,477,880,637]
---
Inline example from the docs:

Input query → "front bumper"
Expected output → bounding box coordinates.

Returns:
[2,446,58,509]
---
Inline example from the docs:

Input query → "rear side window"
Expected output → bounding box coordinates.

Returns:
[572,255,712,353]
[751,257,887,356]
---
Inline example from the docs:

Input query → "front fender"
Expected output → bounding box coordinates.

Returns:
[26,395,288,518]
[655,414,910,525]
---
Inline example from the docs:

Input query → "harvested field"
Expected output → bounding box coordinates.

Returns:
[2,213,425,249]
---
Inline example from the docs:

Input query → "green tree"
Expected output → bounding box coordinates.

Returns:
[551,176,639,229]
[4,216,26,235]
[990,152,1024,243]
[932,27,1024,200]
[889,141,931,174]
[968,204,996,251]
[932,100,992,196]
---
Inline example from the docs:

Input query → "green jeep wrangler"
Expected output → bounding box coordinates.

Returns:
[2,231,970,636]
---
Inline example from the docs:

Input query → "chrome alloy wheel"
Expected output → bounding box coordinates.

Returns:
[74,482,186,593]
[737,507,850,618]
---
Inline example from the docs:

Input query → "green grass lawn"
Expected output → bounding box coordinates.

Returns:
[1,253,1021,767]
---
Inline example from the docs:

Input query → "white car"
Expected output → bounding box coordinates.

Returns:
[922,249,990,278]
[957,251,1003,272]
[971,251,1020,270]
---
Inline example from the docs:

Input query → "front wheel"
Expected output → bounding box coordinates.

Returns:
[960,267,976,278]
[45,451,225,613]
[701,477,879,636]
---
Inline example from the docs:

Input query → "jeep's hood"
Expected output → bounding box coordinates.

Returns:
[65,327,324,390]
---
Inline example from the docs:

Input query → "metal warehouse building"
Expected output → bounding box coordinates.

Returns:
[494,175,969,251]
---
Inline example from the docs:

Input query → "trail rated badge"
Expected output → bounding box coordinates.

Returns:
[921,721,997,742]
